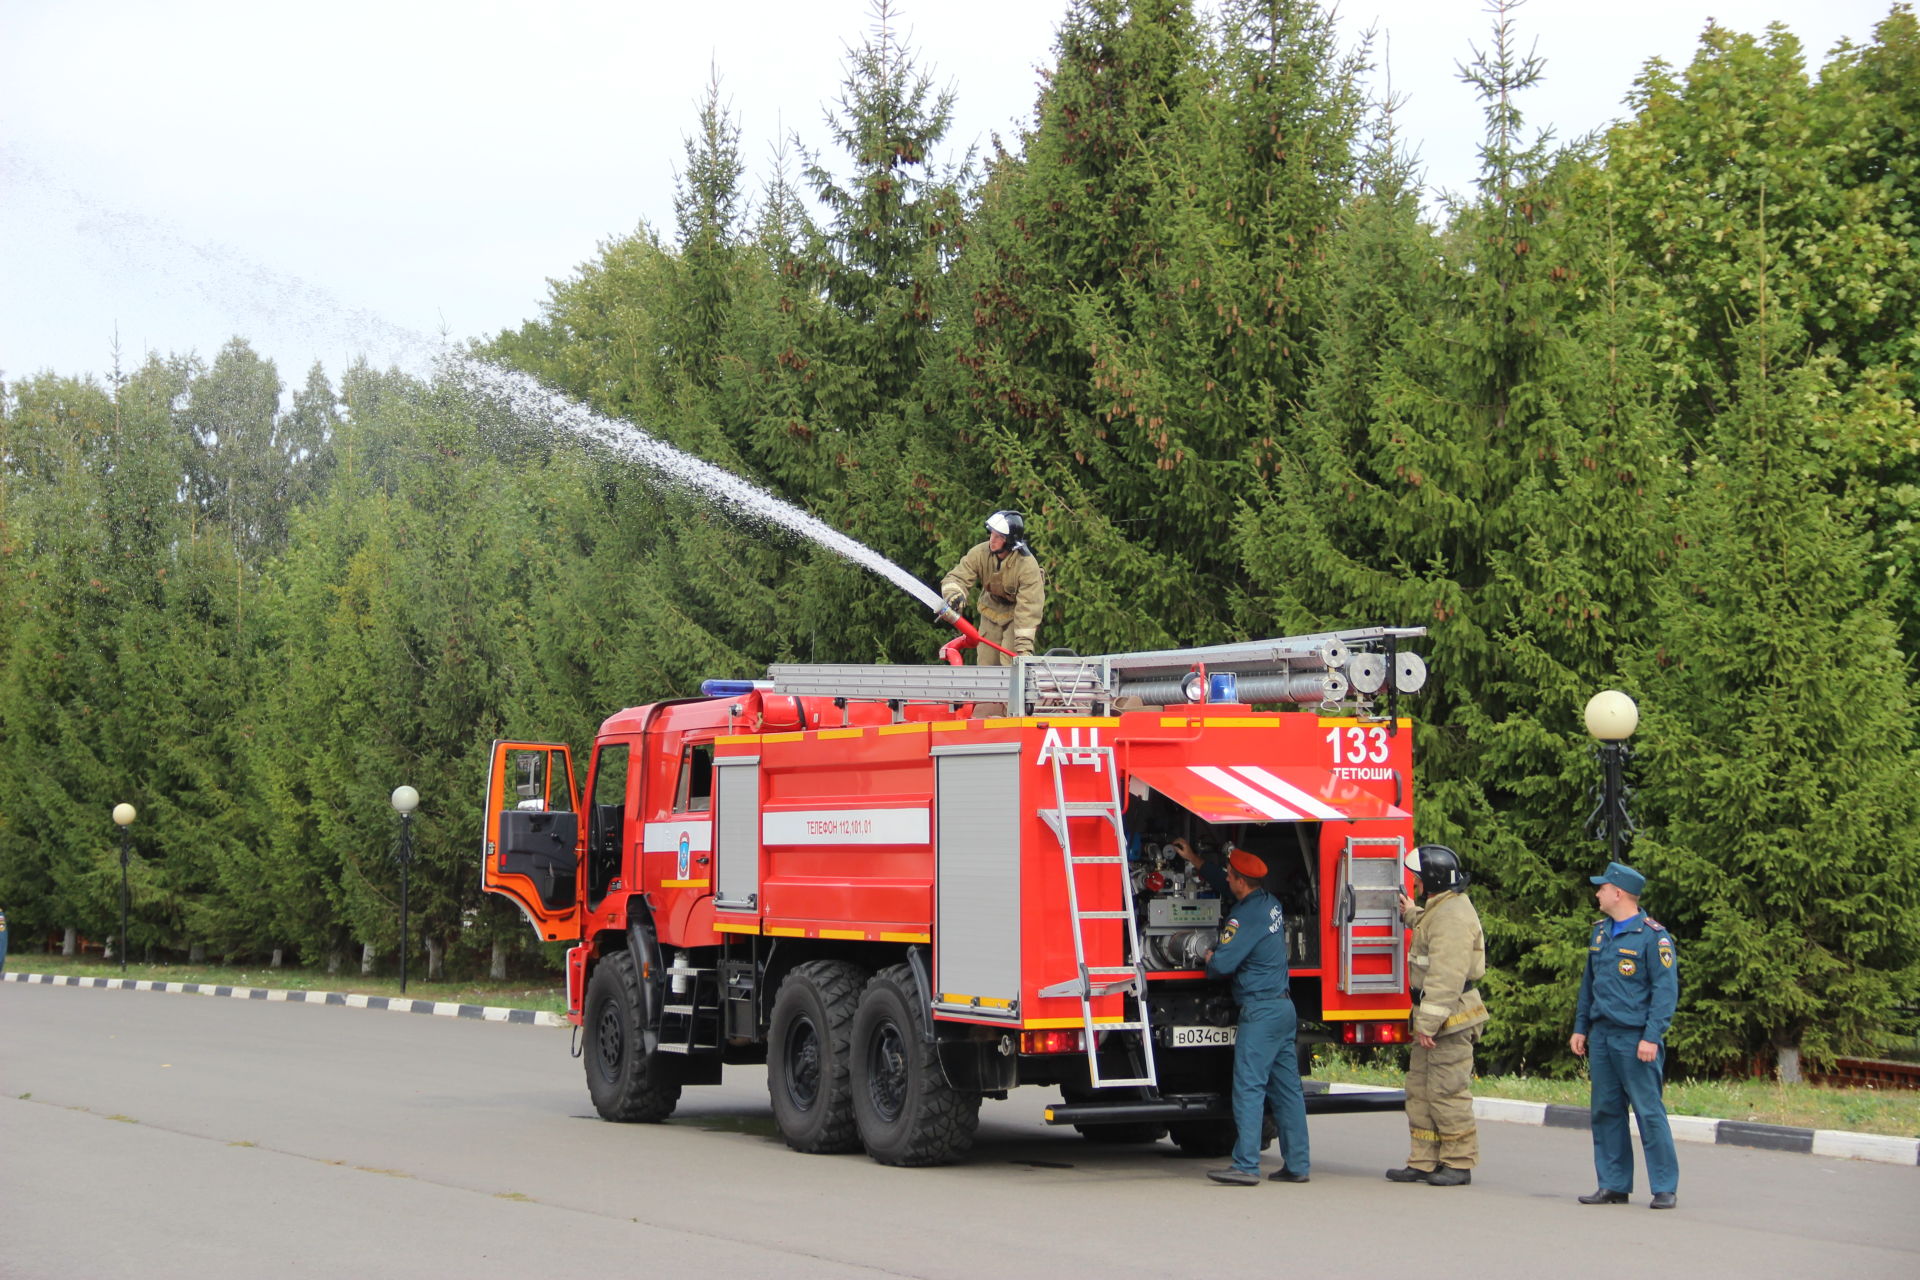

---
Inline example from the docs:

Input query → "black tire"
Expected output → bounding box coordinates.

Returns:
[1168,1111,1274,1155]
[1074,1121,1168,1144]
[1168,1117,1236,1157]
[850,965,981,1166]
[768,959,865,1154]
[583,950,682,1122]
[1059,1083,1165,1145]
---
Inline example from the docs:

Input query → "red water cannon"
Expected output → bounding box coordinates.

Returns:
[932,601,1016,660]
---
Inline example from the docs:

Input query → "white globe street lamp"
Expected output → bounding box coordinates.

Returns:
[112,803,137,972]
[1583,691,1639,862]
[391,786,419,993]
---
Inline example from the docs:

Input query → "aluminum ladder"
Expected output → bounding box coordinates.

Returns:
[1036,743,1158,1089]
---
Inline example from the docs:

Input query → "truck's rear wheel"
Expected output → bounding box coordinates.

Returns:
[768,960,864,1154]
[1168,1118,1236,1157]
[1061,1083,1166,1145]
[1168,1112,1274,1156]
[850,965,980,1166]
[1075,1121,1168,1144]
[584,949,681,1122]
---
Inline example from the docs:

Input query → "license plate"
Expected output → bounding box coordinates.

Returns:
[1170,1025,1236,1048]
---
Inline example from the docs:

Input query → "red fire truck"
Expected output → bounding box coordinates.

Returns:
[481,628,1427,1165]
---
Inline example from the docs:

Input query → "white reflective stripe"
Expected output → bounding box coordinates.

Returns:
[1418,1002,1451,1019]
[1191,766,1302,820]
[643,822,713,854]
[1232,765,1346,822]
[762,807,931,845]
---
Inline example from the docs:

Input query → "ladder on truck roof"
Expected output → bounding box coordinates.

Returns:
[762,626,1427,717]
[1034,742,1158,1090]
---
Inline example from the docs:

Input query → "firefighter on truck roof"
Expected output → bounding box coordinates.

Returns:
[941,509,1045,665]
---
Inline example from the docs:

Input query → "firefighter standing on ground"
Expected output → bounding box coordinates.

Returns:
[1571,860,1680,1210]
[1386,844,1487,1187]
[1187,842,1311,1186]
[940,510,1045,665]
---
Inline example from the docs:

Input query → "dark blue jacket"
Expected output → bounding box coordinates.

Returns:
[1574,912,1678,1044]
[1206,887,1291,1003]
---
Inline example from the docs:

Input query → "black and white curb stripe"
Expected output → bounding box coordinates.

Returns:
[2,969,565,1027]
[1474,1095,1919,1167]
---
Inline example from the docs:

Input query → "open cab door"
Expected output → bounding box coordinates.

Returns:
[483,740,584,942]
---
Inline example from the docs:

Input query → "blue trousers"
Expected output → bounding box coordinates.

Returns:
[1588,1021,1678,1194]
[1230,995,1309,1176]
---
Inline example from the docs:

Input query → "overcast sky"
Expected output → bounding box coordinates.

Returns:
[0,0,1898,391]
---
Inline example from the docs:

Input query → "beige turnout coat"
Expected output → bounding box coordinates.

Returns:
[1404,890,1487,1040]
[941,542,1046,654]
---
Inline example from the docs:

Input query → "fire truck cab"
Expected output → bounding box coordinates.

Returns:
[482,628,1428,1166]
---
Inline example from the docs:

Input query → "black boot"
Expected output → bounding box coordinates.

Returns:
[1649,1192,1677,1210]
[1384,1167,1431,1183]
[1578,1189,1629,1204]
[1425,1166,1471,1186]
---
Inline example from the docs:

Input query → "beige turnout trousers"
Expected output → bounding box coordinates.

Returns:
[1405,1029,1479,1170]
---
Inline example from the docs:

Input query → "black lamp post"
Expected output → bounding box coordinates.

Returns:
[391,786,419,994]
[112,803,136,972]
[1584,690,1639,863]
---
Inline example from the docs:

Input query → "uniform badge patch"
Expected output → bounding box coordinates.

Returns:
[1659,947,1672,968]
[1220,920,1239,944]
[1618,958,1637,976]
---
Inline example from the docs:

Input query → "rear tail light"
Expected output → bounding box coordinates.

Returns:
[1020,1030,1086,1055]
[1340,1020,1409,1046]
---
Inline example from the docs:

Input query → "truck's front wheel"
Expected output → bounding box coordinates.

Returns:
[584,949,681,1122]
[768,960,865,1154]
[850,965,980,1166]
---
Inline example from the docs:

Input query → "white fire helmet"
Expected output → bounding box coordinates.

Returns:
[1404,844,1469,894]
[985,509,1025,541]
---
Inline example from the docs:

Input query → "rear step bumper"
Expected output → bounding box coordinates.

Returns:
[1044,1083,1406,1126]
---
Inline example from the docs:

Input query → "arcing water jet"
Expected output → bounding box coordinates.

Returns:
[447,355,999,655]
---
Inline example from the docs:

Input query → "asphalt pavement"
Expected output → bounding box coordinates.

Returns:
[2,977,1915,1279]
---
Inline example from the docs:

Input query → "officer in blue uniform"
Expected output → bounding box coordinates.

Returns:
[1570,861,1679,1209]
[1200,844,1310,1186]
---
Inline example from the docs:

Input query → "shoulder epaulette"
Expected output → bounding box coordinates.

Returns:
[1645,917,1666,931]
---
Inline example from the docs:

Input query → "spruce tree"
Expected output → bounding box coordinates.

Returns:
[1236,3,1682,1063]
[943,0,1202,652]
[1627,229,1920,1078]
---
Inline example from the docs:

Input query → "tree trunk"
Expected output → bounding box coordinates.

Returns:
[189,943,207,964]
[270,949,284,969]
[62,926,76,956]
[326,948,343,976]
[104,935,116,961]
[425,936,445,982]
[490,939,508,981]
[361,943,377,976]
[1775,1041,1803,1084]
